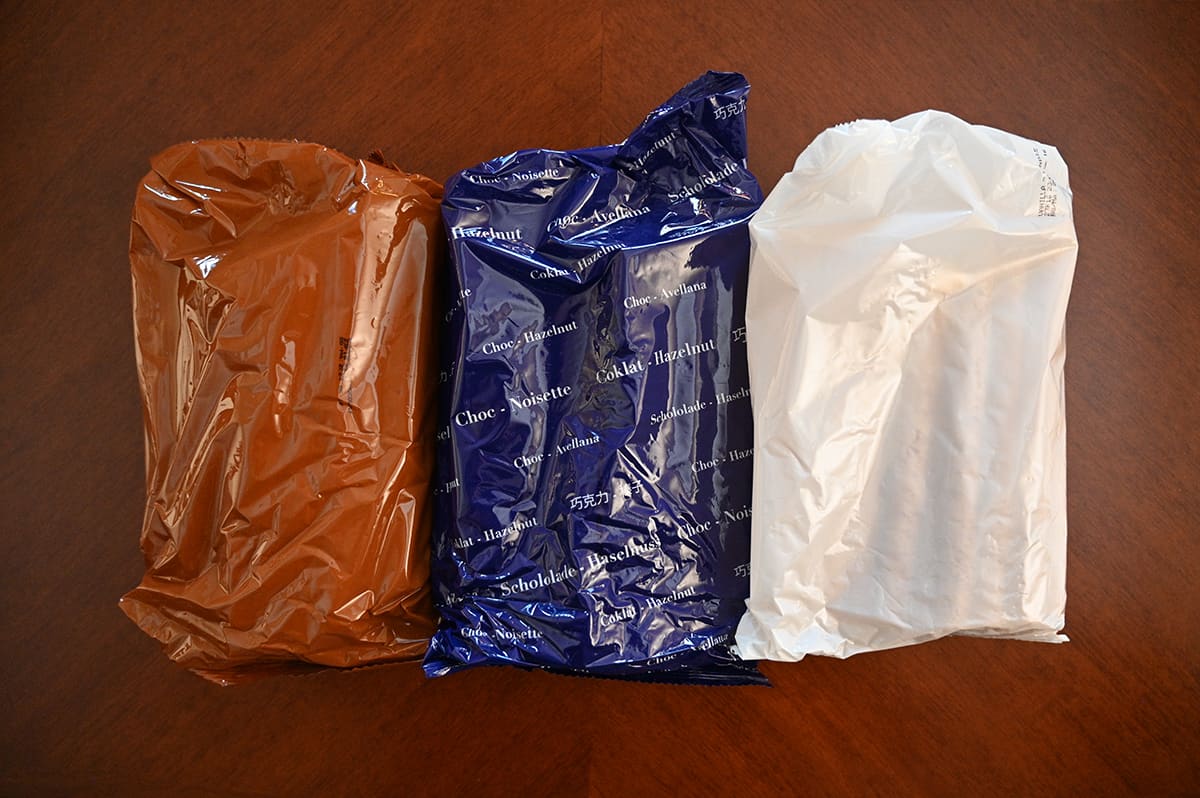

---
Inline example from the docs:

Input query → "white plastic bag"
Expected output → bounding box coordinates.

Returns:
[735,111,1077,661]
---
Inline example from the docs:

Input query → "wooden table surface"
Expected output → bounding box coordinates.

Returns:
[2,2,1197,795]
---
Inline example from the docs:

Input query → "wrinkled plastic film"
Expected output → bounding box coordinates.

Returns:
[735,111,1077,661]
[121,140,443,683]
[426,72,765,682]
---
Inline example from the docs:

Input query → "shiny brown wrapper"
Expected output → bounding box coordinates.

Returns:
[120,140,443,684]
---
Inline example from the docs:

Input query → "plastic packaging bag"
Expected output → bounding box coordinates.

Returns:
[735,111,1077,660]
[426,72,764,682]
[121,140,443,683]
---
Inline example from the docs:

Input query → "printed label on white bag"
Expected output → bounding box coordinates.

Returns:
[1034,146,1059,217]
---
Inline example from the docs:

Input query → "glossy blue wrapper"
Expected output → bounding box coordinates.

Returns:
[425,72,764,683]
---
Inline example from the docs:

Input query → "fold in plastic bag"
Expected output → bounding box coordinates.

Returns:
[426,72,764,682]
[121,140,442,684]
[736,111,1077,660]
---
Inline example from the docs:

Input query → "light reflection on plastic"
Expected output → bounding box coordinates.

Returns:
[196,255,220,277]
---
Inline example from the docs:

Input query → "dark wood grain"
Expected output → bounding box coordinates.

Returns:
[1,1,1196,795]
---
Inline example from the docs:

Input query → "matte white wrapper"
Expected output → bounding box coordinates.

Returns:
[735,111,1077,661]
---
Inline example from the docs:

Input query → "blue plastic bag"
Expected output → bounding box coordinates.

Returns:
[425,72,764,683]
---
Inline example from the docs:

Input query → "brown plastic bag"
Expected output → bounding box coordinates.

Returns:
[120,140,442,684]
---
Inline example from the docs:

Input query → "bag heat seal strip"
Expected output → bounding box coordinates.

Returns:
[735,111,1078,661]
[427,71,765,683]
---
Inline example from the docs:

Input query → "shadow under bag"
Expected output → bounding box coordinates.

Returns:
[427,72,764,683]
